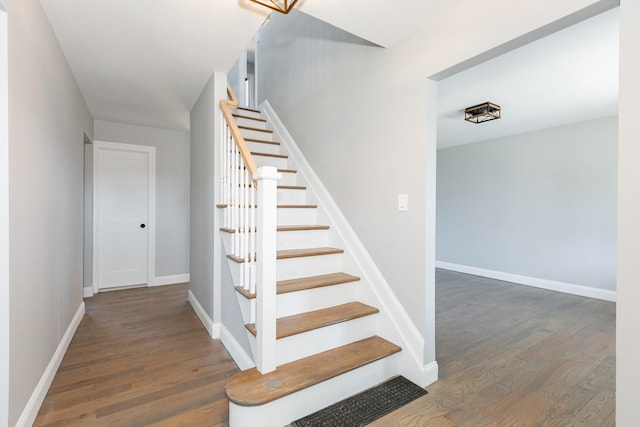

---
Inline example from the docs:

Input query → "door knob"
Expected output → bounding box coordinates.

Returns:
[140,224,146,228]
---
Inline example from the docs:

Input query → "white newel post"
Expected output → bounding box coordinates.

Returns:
[254,166,280,374]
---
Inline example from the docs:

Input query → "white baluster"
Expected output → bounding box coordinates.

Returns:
[249,181,256,295]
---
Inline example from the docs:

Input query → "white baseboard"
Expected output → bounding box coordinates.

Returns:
[151,273,190,287]
[188,289,221,338]
[83,287,94,298]
[15,302,85,427]
[422,361,439,387]
[220,326,255,371]
[436,261,616,302]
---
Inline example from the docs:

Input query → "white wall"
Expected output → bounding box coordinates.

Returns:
[93,120,190,281]
[617,0,640,424]
[257,0,611,369]
[0,2,8,424]
[437,116,618,291]
[7,0,94,424]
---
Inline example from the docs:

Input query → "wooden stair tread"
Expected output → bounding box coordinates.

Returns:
[277,224,328,231]
[278,168,297,174]
[227,247,342,263]
[225,336,401,406]
[232,113,266,122]
[278,272,360,293]
[221,225,328,235]
[251,151,288,159]
[245,302,378,338]
[278,204,317,209]
[217,204,317,212]
[278,185,306,190]
[235,272,360,299]
[277,247,343,259]
[238,125,273,133]
[237,107,261,114]
[245,137,280,146]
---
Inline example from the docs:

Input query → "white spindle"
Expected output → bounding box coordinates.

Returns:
[219,100,280,374]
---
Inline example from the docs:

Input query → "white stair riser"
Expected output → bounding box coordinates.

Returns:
[277,229,328,250]
[235,282,359,323]
[277,253,343,281]
[228,354,401,427]
[276,315,379,365]
[239,128,274,140]
[232,109,263,120]
[275,281,359,317]
[278,172,298,187]
[246,314,379,366]
[277,188,307,205]
[224,251,344,286]
[246,141,281,155]
[234,117,268,129]
[277,207,316,225]
[253,154,288,169]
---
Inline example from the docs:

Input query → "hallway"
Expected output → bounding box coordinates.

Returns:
[34,284,238,426]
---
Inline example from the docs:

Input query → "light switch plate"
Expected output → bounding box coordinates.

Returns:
[398,194,408,212]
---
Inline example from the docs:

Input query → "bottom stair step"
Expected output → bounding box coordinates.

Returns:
[225,335,401,406]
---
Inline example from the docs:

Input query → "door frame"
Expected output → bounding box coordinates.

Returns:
[92,140,156,293]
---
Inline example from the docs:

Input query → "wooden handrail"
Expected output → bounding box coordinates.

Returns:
[220,86,258,182]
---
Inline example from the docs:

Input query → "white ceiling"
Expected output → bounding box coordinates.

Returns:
[39,0,438,131]
[39,1,619,136]
[437,8,619,149]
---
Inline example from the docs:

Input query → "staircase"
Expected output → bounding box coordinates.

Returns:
[218,103,427,426]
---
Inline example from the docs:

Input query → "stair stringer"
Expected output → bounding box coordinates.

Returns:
[262,100,437,388]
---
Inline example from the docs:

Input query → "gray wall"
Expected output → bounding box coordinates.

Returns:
[7,0,93,423]
[189,72,226,323]
[257,11,430,354]
[93,120,190,279]
[436,116,617,291]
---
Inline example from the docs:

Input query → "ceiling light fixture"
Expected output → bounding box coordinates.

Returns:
[249,0,301,14]
[464,102,501,124]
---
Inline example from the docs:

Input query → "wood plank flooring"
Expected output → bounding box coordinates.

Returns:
[34,270,615,426]
[33,284,239,427]
[370,269,616,426]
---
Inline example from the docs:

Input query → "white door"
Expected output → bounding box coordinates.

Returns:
[94,141,155,290]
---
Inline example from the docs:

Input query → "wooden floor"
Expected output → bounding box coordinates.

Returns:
[35,271,615,426]
[34,284,239,427]
[371,269,616,426]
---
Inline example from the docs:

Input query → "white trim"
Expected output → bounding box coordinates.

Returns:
[422,361,439,387]
[83,287,94,298]
[14,302,85,427]
[188,289,221,338]
[262,101,427,385]
[151,273,190,287]
[436,261,617,302]
[220,325,255,371]
[92,141,156,293]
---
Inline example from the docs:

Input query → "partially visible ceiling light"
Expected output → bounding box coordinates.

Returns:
[249,0,301,14]
[465,102,501,124]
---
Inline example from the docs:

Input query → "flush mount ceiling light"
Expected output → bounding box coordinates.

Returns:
[464,102,501,124]
[249,0,301,14]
